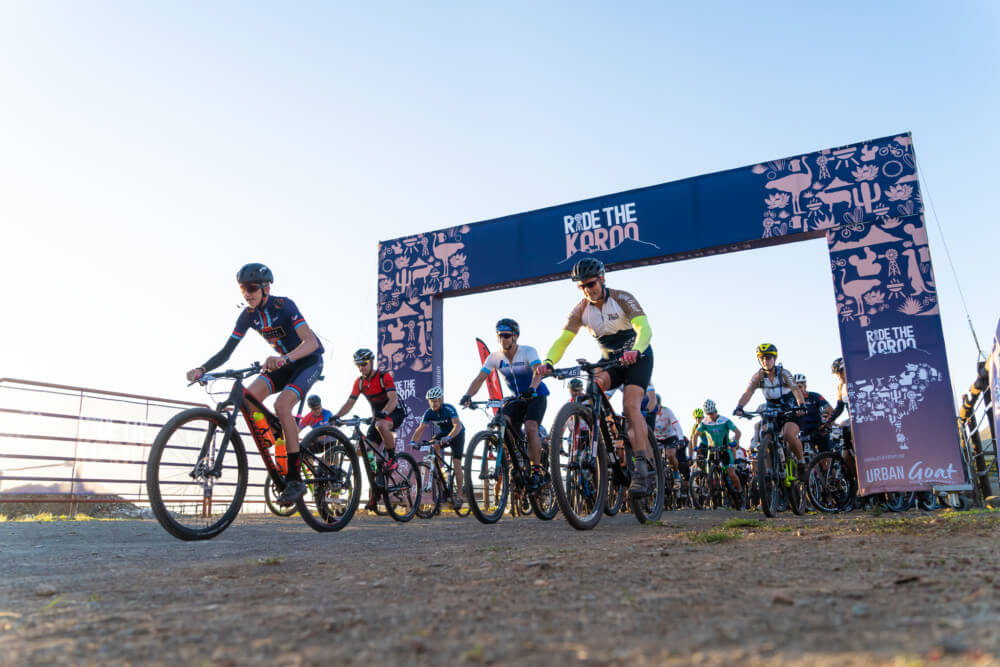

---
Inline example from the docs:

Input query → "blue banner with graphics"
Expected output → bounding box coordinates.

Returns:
[990,319,1000,447]
[376,133,965,490]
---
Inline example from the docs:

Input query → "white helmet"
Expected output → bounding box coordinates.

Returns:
[703,399,717,413]
[425,386,444,400]
[793,373,807,384]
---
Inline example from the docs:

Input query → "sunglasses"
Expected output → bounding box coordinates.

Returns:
[497,332,514,339]
[239,283,262,294]
[356,361,371,368]
[577,279,600,290]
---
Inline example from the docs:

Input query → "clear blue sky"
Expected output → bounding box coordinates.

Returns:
[1,1,997,439]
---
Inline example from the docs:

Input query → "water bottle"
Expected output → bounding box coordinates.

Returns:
[366,450,377,472]
[275,437,288,475]
[253,412,276,447]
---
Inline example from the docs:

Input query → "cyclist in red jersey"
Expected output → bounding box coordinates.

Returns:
[332,349,406,467]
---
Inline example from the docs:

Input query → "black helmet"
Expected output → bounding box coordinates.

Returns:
[236,263,273,284]
[570,257,605,282]
[568,378,584,390]
[831,357,845,373]
[306,395,322,408]
[495,318,519,336]
[353,348,375,364]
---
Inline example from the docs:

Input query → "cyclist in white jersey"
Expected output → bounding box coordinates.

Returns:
[460,318,548,490]
[733,342,808,477]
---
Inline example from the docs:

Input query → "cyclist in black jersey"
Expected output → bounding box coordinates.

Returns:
[186,263,323,506]
[793,373,833,452]
[537,257,656,497]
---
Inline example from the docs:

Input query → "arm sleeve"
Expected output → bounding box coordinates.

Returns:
[629,315,652,353]
[201,336,240,373]
[545,330,577,365]
[830,400,845,420]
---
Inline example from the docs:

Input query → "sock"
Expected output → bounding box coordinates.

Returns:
[286,451,301,480]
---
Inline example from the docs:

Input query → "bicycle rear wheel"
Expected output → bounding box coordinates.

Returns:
[447,469,472,517]
[605,472,626,516]
[630,432,664,524]
[885,491,915,512]
[529,475,559,520]
[295,428,361,532]
[384,453,420,522]
[416,468,442,519]
[757,433,780,518]
[264,475,297,517]
[549,402,608,530]
[147,408,248,541]
[464,432,509,524]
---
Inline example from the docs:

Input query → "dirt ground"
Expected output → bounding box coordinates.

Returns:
[0,508,997,666]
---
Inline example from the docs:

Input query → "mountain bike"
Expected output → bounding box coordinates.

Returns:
[737,405,809,518]
[334,416,421,522]
[462,399,558,524]
[805,427,858,513]
[147,363,359,540]
[414,435,472,518]
[548,358,665,530]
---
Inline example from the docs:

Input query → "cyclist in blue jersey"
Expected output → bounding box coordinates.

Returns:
[460,318,549,490]
[186,263,323,506]
[409,386,466,498]
[298,395,335,430]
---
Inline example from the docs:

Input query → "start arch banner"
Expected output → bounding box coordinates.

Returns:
[376,133,965,494]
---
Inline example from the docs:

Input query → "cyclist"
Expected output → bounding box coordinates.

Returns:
[568,378,585,401]
[332,348,406,469]
[409,386,465,499]
[793,373,832,454]
[733,343,808,477]
[185,263,323,506]
[537,257,656,498]
[641,385,659,430]
[827,357,857,473]
[298,394,335,429]
[460,318,548,490]
[653,397,686,490]
[692,399,743,499]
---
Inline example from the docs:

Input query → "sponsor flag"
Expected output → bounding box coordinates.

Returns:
[475,338,503,415]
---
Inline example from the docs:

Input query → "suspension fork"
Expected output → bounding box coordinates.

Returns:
[198,382,246,479]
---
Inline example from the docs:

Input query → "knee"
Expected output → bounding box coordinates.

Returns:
[525,422,539,436]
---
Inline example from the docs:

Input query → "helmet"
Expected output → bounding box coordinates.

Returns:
[425,386,444,400]
[306,395,322,408]
[793,373,807,384]
[495,318,519,336]
[756,342,778,358]
[831,357,845,373]
[353,348,375,364]
[703,399,717,413]
[570,257,605,282]
[236,263,273,284]
[568,378,584,390]
[692,407,705,419]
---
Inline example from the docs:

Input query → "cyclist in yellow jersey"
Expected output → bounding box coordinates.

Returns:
[536,257,656,497]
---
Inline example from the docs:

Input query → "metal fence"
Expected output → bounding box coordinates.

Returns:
[957,363,998,502]
[0,378,272,516]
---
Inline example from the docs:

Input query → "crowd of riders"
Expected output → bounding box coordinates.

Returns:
[191,259,857,513]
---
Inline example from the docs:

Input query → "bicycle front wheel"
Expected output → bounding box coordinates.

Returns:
[147,408,248,541]
[464,432,509,524]
[757,434,780,518]
[806,452,856,513]
[296,427,361,532]
[550,402,608,530]
[384,453,420,522]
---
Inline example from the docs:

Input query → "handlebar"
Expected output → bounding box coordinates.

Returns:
[464,399,505,410]
[549,357,621,380]
[336,415,373,427]
[191,362,262,386]
[736,405,803,420]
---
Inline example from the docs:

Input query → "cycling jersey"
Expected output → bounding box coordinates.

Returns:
[201,295,323,372]
[299,408,334,429]
[797,391,830,433]
[653,406,684,441]
[563,288,649,357]
[744,365,797,403]
[421,404,463,435]
[694,416,738,449]
[351,370,400,413]
[482,346,549,397]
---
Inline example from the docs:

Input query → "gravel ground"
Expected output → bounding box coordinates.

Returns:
[0,509,998,666]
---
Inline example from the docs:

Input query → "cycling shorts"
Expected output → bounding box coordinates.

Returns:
[502,395,547,429]
[605,347,653,392]
[368,406,406,444]
[260,354,323,400]
[713,447,736,468]
[657,435,680,449]
[439,431,466,460]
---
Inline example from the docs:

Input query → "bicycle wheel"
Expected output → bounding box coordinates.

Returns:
[264,474,297,517]
[756,433,780,518]
[415,467,441,519]
[383,452,420,522]
[788,478,809,515]
[464,431,509,523]
[630,432,664,524]
[806,452,856,513]
[605,472,626,516]
[885,491,915,512]
[295,428,361,532]
[709,466,726,509]
[690,470,711,510]
[725,472,747,511]
[447,469,472,517]
[528,473,559,521]
[147,408,248,541]
[917,491,941,511]
[549,402,608,530]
